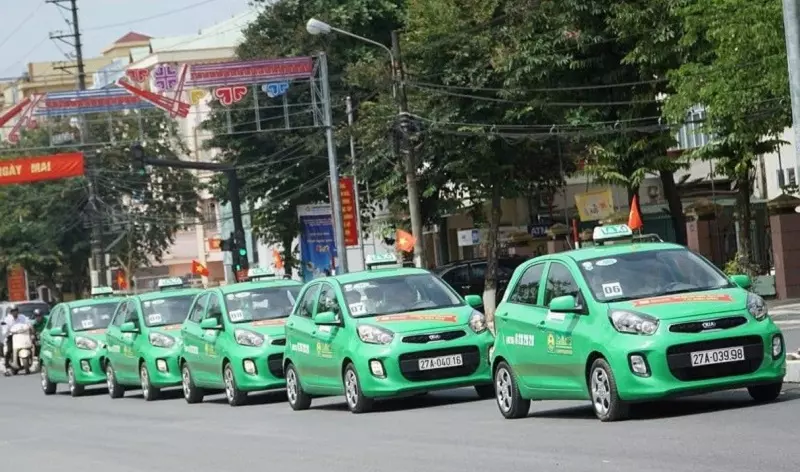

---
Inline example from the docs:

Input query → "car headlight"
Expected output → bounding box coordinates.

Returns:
[608,310,659,335]
[469,310,487,334]
[357,324,394,344]
[234,329,265,347]
[747,292,768,321]
[75,336,98,350]
[149,332,176,348]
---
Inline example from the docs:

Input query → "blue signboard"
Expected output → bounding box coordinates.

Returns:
[297,204,339,281]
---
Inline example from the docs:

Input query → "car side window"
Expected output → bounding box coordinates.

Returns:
[188,294,209,323]
[123,301,138,325]
[443,265,470,285]
[508,263,546,306]
[543,262,583,307]
[470,263,486,282]
[297,285,321,318]
[206,294,223,324]
[111,302,128,327]
[46,306,63,329]
[316,284,341,315]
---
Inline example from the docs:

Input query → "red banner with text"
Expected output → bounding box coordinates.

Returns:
[6,265,28,302]
[0,152,85,186]
[338,177,359,247]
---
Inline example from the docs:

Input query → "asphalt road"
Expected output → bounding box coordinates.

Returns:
[1,374,799,472]
[770,304,800,353]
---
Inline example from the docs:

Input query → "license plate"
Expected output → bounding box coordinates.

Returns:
[417,354,463,371]
[690,346,745,367]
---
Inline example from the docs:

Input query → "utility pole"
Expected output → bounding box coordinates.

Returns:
[782,0,800,166]
[346,96,367,269]
[48,0,106,286]
[391,31,426,268]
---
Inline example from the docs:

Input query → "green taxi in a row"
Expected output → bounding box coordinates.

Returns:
[491,224,786,422]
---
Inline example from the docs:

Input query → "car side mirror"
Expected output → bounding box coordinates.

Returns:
[548,295,582,313]
[314,311,340,326]
[120,322,139,333]
[464,294,482,308]
[200,318,222,330]
[730,274,751,289]
[48,326,66,337]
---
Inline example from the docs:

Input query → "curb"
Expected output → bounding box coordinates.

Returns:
[786,360,800,383]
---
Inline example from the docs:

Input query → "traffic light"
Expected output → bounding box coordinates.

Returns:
[130,144,146,176]
[219,237,233,252]
[234,247,248,271]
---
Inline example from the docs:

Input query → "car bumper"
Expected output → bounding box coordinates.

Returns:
[230,348,286,392]
[143,349,183,388]
[608,325,787,401]
[72,349,108,385]
[356,331,494,398]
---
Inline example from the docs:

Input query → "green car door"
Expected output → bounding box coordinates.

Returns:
[106,299,140,384]
[40,305,68,384]
[195,292,225,386]
[286,284,322,386]
[180,293,211,384]
[306,282,351,391]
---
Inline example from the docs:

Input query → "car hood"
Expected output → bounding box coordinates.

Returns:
[76,328,108,346]
[359,307,473,334]
[238,318,288,338]
[607,288,748,320]
[153,324,183,336]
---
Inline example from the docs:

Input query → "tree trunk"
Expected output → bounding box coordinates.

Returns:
[659,170,687,245]
[483,184,503,333]
[736,173,753,270]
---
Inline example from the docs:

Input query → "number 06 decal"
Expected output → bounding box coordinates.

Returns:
[602,282,623,297]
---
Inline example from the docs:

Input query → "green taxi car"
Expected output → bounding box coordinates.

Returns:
[104,277,202,401]
[283,254,495,414]
[179,268,302,406]
[491,224,786,422]
[40,287,125,397]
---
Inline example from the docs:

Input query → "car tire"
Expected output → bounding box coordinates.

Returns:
[748,381,783,403]
[343,363,373,414]
[474,383,495,399]
[140,363,161,401]
[494,361,530,419]
[181,363,204,404]
[285,363,311,411]
[66,363,85,397]
[224,363,248,407]
[106,364,125,399]
[588,358,629,422]
[41,365,56,395]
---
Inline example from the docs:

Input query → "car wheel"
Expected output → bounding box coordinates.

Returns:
[474,383,495,399]
[343,363,373,414]
[494,361,530,419]
[181,363,204,404]
[285,363,311,411]
[589,358,629,422]
[140,363,161,401]
[748,382,783,403]
[106,364,125,399]
[41,365,56,395]
[67,363,84,397]
[224,363,248,407]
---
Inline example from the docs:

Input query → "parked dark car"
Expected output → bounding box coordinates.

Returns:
[434,257,528,307]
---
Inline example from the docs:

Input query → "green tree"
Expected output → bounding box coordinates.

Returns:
[664,0,790,268]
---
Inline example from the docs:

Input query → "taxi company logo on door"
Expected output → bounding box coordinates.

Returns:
[316,342,333,358]
[546,332,572,355]
[291,342,310,354]
[505,333,534,347]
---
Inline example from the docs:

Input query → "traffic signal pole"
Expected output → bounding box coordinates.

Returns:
[131,145,250,280]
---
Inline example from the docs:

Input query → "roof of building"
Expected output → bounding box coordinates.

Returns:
[114,32,152,44]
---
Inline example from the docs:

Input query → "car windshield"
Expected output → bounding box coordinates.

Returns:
[142,295,196,327]
[70,302,118,331]
[343,274,463,318]
[225,286,301,323]
[16,303,50,318]
[578,248,734,303]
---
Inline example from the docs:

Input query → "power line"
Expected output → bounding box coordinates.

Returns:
[82,0,225,32]
[0,2,45,51]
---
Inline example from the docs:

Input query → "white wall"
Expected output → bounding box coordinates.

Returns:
[760,127,796,200]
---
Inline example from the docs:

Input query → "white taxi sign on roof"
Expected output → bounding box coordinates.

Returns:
[248,267,276,280]
[365,253,402,270]
[90,286,114,297]
[592,224,633,244]
[157,277,184,290]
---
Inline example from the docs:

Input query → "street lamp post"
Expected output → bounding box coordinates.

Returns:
[306,18,426,268]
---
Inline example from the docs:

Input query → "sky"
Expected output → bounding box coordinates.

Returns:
[0,0,252,80]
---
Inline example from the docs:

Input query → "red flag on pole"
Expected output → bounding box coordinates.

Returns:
[628,194,644,231]
[191,260,210,277]
[396,229,416,252]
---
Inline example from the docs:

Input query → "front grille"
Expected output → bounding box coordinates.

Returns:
[267,354,284,378]
[397,346,480,381]
[271,338,286,346]
[666,335,763,381]
[669,316,748,333]
[402,330,466,344]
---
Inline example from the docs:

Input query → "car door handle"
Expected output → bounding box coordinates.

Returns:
[286,322,294,328]
[537,321,546,330]
[496,312,507,319]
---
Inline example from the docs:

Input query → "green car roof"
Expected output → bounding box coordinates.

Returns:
[66,296,127,308]
[332,267,431,285]
[220,278,303,294]
[559,241,685,262]
[137,287,203,301]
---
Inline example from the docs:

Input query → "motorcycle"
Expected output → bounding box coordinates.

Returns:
[3,323,37,375]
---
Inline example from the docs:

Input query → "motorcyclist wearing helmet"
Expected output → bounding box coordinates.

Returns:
[2,305,32,376]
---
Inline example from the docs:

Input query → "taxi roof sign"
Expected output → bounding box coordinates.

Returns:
[247,267,276,280]
[592,224,633,244]
[90,286,114,297]
[157,277,185,290]
[365,253,402,270]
